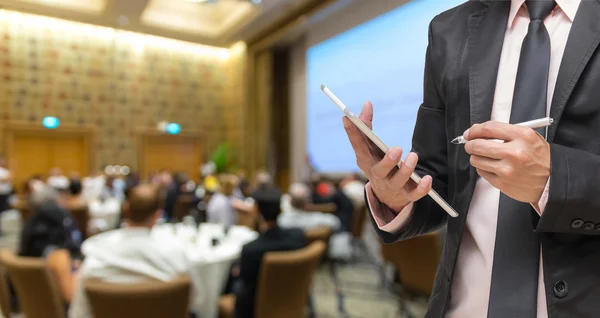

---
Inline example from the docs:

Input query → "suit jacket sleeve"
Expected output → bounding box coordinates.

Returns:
[367,17,450,244]
[535,144,600,235]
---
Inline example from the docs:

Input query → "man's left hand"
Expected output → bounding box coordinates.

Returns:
[464,121,550,203]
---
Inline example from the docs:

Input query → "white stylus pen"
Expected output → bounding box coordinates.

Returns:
[321,85,458,218]
[450,117,554,144]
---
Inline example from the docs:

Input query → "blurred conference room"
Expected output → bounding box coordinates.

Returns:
[0,0,458,317]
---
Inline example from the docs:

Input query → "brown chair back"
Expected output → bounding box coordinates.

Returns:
[255,241,326,318]
[304,226,332,246]
[0,250,12,318]
[380,232,442,296]
[84,276,192,318]
[2,251,65,318]
[173,194,194,223]
[70,205,90,238]
[304,203,336,213]
[350,204,367,239]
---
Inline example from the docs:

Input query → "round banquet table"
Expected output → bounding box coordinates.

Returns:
[151,223,258,318]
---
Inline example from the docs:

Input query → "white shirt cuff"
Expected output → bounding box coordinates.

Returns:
[531,177,550,215]
[365,183,414,234]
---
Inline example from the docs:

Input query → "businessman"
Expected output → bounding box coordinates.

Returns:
[344,0,600,317]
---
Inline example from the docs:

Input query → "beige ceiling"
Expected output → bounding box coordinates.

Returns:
[0,0,315,47]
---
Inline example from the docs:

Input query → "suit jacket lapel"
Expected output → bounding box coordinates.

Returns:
[468,1,510,126]
[548,0,600,142]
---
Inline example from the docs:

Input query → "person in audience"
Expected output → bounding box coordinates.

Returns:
[161,172,177,221]
[0,155,12,213]
[69,184,191,318]
[19,186,81,304]
[206,174,239,227]
[279,183,341,231]
[11,176,41,212]
[47,168,70,192]
[312,177,354,232]
[252,170,274,195]
[100,175,124,202]
[82,171,105,202]
[340,173,366,210]
[66,179,87,210]
[234,187,305,318]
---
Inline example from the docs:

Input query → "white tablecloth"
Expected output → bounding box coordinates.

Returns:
[152,223,258,318]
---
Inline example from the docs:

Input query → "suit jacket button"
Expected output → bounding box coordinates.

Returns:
[571,219,584,229]
[554,280,568,298]
[583,222,595,231]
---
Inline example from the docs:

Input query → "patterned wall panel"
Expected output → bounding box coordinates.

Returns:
[0,10,246,170]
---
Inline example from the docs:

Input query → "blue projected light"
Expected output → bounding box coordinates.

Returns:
[306,0,465,172]
[166,123,181,135]
[42,116,60,129]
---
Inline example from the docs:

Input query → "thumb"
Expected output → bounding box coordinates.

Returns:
[358,101,374,130]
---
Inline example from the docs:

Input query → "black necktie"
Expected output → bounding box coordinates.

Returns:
[487,1,555,317]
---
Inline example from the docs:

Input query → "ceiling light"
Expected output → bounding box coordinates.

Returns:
[166,123,181,135]
[251,0,261,4]
[42,116,60,129]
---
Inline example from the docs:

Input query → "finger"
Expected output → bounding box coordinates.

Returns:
[469,155,501,173]
[343,117,377,168]
[390,152,418,186]
[358,101,373,130]
[344,116,385,161]
[464,121,530,142]
[370,147,403,179]
[406,175,432,202]
[464,139,509,159]
[476,168,499,188]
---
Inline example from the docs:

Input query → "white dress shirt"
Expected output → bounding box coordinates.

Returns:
[69,227,191,318]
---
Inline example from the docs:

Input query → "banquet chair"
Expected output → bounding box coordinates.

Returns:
[380,232,442,296]
[84,276,191,318]
[0,249,14,317]
[304,226,333,246]
[304,203,336,213]
[350,204,367,239]
[219,241,327,318]
[70,205,90,238]
[174,194,195,223]
[2,251,65,318]
[255,241,326,318]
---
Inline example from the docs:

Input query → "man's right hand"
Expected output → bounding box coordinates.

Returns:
[343,101,433,212]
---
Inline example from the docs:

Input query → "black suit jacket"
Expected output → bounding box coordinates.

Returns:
[234,227,305,318]
[368,1,600,317]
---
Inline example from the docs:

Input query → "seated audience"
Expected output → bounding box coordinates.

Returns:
[66,179,87,210]
[251,170,275,196]
[100,175,124,202]
[340,173,366,210]
[279,183,341,231]
[69,184,190,318]
[312,178,354,232]
[82,171,105,202]
[47,168,70,191]
[206,174,239,227]
[19,186,81,304]
[234,187,305,318]
[0,155,12,213]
